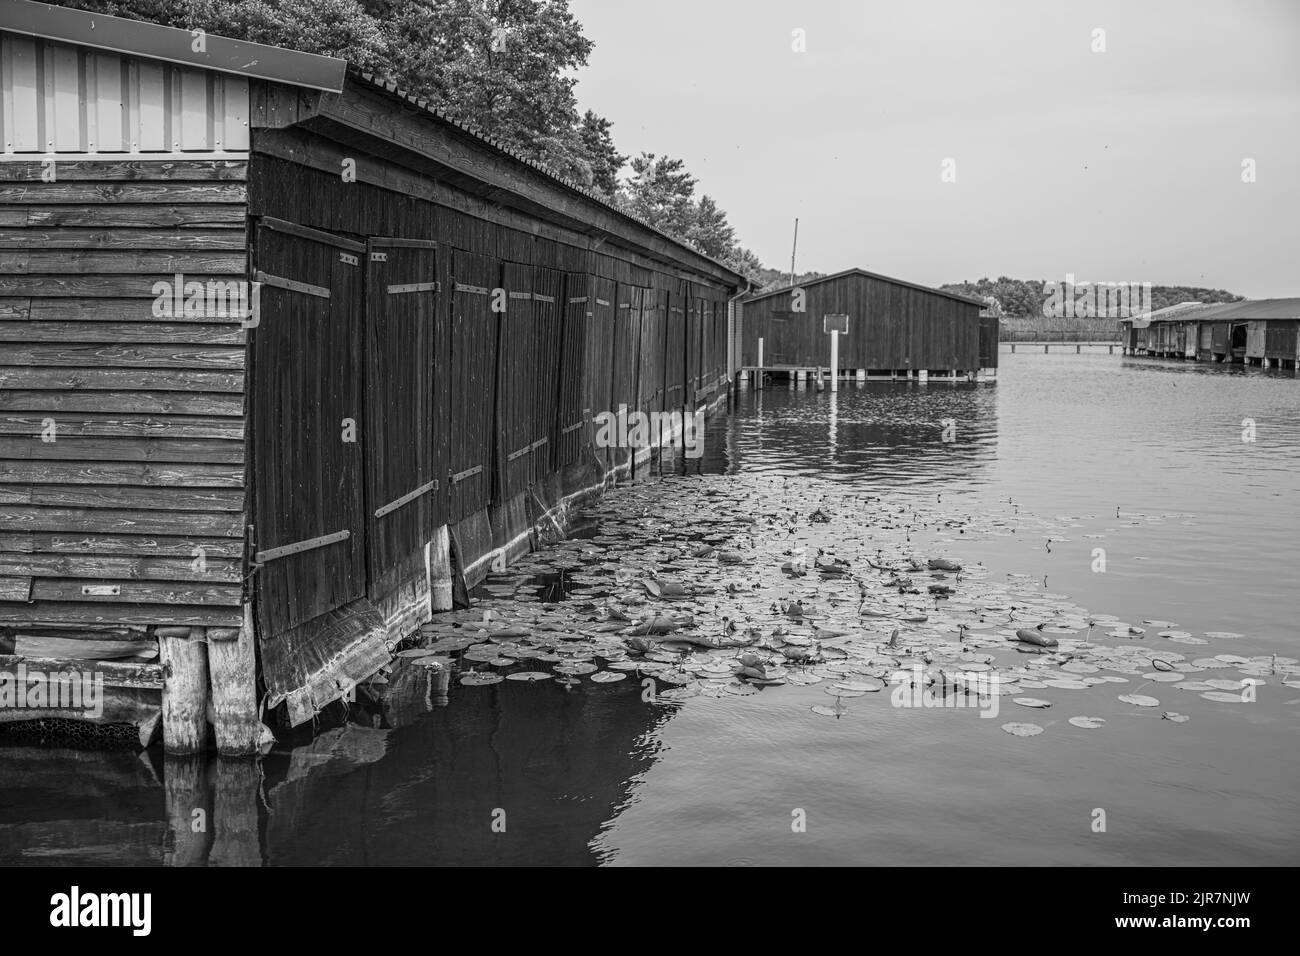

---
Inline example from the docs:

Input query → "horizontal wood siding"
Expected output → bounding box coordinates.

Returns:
[0,158,248,628]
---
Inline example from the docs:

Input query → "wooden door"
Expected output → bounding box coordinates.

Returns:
[364,238,443,583]
[250,218,367,636]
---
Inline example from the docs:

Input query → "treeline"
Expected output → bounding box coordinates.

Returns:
[939,277,1244,316]
[55,0,771,280]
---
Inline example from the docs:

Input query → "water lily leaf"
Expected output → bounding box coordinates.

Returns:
[811,703,847,717]
[1201,691,1245,703]
[1118,693,1160,707]
[590,671,627,683]
[724,682,758,696]
[1014,697,1052,708]
[1161,711,1190,722]
[835,680,883,693]
[1206,678,1244,690]
[1068,716,1105,729]
[1002,722,1044,736]
[505,671,553,682]
[459,673,504,686]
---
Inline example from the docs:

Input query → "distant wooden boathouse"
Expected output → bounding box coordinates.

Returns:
[0,0,742,753]
[734,268,996,383]
[1120,298,1300,369]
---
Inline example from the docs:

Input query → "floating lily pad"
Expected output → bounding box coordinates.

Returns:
[590,671,627,683]
[1118,693,1160,707]
[1002,722,1044,736]
[459,673,504,686]
[1161,712,1190,722]
[1201,691,1245,703]
[1068,716,1105,729]
[811,703,847,717]
[505,671,552,682]
[1013,697,1052,708]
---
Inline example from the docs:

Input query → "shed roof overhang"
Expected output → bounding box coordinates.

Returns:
[0,0,346,90]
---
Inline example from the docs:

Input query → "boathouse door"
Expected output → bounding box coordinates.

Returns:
[363,238,445,584]
[250,219,369,636]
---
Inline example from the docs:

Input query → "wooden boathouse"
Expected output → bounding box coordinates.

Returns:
[734,268,996,383]
[0,0,742,754]
[1120,298,1300,369]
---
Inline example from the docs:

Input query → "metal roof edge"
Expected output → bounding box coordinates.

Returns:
[0,0,346,92]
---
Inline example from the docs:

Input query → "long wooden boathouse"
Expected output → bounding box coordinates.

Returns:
[0,0,743,754]
[1120,298,1300,369]
[735,268,996,383]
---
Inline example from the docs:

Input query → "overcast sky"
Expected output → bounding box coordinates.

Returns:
[569,0,1299,297]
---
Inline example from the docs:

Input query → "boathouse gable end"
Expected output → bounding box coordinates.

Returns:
[0,0,744,752]
[736,269,992,379]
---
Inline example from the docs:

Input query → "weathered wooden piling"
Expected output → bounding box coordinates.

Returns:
[206,610,266,757]
[429,526,454,612]
[164,755,213,867]
[158,628,210,755]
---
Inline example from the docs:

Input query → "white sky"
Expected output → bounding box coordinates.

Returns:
[568,0,1300,297]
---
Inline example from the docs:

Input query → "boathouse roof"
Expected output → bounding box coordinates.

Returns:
[0,0,746,288]
[743,268,988,309]
[1142,298,1300,324]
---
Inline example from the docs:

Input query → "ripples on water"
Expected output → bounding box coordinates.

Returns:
[1,352,1296,866]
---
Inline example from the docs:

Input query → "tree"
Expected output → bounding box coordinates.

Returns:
[577,110,627,199]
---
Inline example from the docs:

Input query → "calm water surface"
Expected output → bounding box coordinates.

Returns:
[2,350,1297,866]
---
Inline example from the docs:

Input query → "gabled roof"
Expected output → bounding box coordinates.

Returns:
[0,0,346,91]
[1144,298,1300,324]
[743,267,987,308]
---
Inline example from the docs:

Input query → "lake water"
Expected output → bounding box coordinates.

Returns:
[2,350,1297,866]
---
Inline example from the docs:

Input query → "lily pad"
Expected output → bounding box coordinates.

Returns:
[1013,697,1052,708]
[1068,716,1105,729]
[505,671,553,682]
[459,673,504,686]
[1118,693,1160,707]
[1001,722,1044,736]
[590,671,627,683]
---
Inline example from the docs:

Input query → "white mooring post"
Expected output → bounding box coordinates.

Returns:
[757,337,764,390]
[830,330,839,392]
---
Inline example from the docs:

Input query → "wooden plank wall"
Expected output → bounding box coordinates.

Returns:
[739,273,985,371]
[0,158,248,630]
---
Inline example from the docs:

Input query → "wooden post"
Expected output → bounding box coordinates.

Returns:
[429,525,453,611]
[159,626,209,755]
[757,337,764,389]
[856,368,866,382]
[207,608,268,757]
[830,330,839,392]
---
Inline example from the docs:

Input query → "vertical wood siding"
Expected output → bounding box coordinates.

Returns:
[1,35,250,155]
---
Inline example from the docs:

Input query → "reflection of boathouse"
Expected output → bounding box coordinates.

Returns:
[1120,299,1300,369]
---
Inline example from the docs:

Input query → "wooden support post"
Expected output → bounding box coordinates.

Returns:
[208,758,263,867]
[207,609,268,757]
[829,330,839,392]
[856,368,866,382]
[429,525,453,611]
[159,627,209,755]
[1011,344,1016,353]
[1044,344,1050,353]
[918,369,928,383]
[757,338,764,389]
[164,755,213,867]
